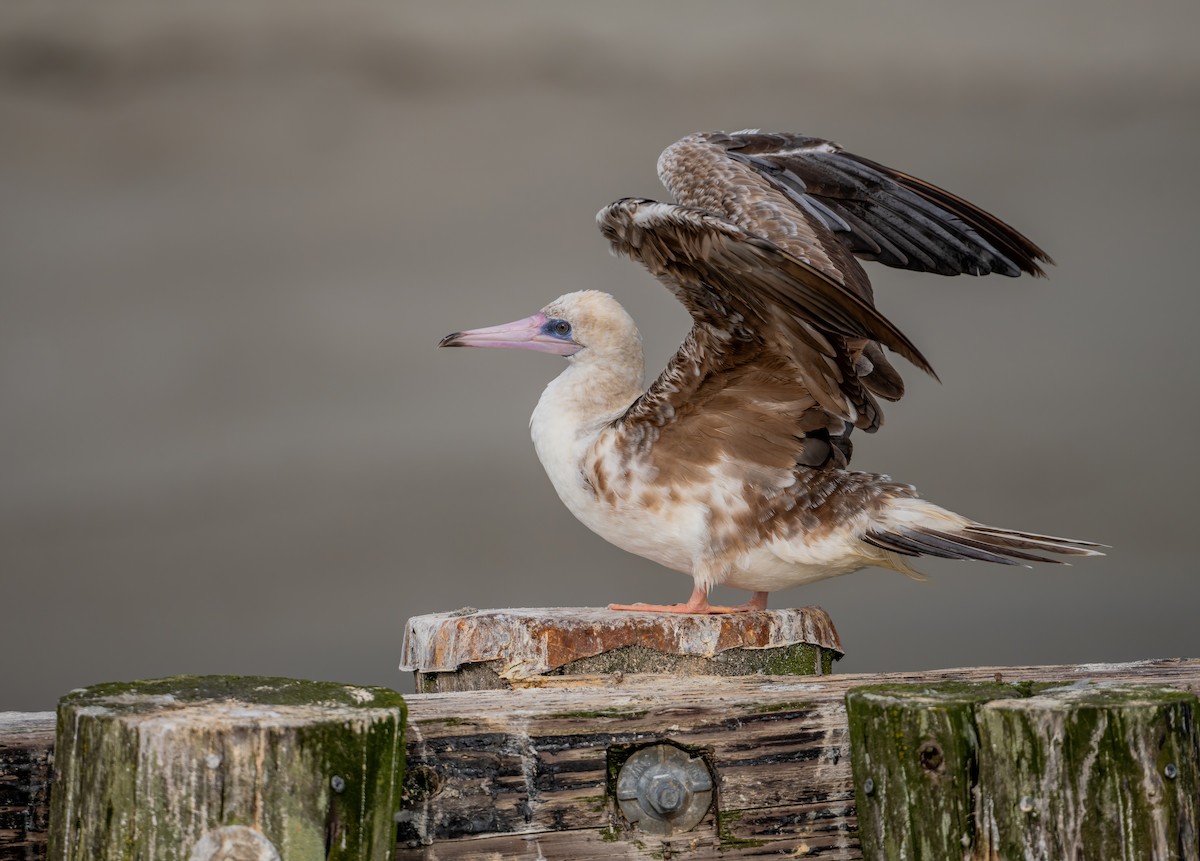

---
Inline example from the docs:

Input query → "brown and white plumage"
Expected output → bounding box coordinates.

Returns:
[440,131,1100,613]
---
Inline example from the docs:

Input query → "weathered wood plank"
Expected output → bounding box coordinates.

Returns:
[396,659,1200,857]
[392,828,714,860]
[398,694,858,856]
[392,819,860,861]
[6,660,1200,860]
[0,712,54,861]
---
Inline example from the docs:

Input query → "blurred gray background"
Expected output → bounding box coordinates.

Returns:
[3,2,1198,711]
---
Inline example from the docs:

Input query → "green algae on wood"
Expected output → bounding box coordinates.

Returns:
[977,684,1200,860]
[848,680,1200,860]
[715,810,768,850]
[846,681,1048,860]
[49,675,406,861]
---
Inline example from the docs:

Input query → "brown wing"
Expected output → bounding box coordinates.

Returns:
[596,199,935,470]
[660,132,1052,284]
[656,131,1053,404]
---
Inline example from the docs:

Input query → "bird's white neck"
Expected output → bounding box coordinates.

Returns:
[530,349,645,496]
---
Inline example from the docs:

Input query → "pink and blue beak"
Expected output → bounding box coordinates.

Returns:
[439,311,581,356]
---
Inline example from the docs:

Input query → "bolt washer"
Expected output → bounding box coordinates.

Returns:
[616,744,713,836]
[188,825,281,861]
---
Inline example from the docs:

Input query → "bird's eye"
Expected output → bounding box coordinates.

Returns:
[552,320,572,338]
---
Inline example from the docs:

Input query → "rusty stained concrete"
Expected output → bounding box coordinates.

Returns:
[400,606,843,679]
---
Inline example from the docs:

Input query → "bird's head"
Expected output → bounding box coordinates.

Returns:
[439,291,642,369]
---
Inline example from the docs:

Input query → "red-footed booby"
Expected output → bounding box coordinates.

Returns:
[440,131,1102,614]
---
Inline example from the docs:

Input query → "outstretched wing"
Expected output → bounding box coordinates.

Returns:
[659,131,1053,293]
[655,130,1052,405]
[596,199,934,472]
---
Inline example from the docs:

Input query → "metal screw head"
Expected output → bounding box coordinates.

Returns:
[330,775,346,793]
[1165,763,1179,780]
[862,777,875,796]
[615,744,713,837]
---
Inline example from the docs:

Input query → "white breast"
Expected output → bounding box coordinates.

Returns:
[530,374,702,576]
[529,362,876,594]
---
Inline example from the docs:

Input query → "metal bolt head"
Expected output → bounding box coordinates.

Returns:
[330,775,346,793]
[646,774,687,815]
[615,743,713,836]
[862,777,875,796]
[1164,762,1179,780]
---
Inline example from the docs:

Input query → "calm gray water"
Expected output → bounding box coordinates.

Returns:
[3,1,1198,709]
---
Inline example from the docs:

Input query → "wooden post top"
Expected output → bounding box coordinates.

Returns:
[49,676,407,861]
[400,606,843,692]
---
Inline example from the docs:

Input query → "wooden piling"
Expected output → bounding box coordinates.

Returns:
[400,606,843,692]
[977,684,1200,860]
[847,680,1200,860]
[846,681,1032,858]
[47,675,405,861]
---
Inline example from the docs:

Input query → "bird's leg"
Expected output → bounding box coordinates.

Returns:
[609,587,769,614]
[734,591,770,611]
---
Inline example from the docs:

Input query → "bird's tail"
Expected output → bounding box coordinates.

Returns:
[863,497,1105,578]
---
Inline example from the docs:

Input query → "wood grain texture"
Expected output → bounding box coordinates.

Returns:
[849,681,1200,859]
[0,713,54,861]
[5,660,1200,860]
[48,676,406,861]
[977,685,1200,860]
[397,659,1200,858]
[846,682,1027,858]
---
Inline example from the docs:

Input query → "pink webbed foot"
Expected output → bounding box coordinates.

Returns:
[608,589,769,615]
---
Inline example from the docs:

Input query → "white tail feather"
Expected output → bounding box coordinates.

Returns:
[865,498,1104,571]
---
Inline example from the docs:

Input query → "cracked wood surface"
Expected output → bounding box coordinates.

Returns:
[0,713,53,861]
[395,659,1200,858]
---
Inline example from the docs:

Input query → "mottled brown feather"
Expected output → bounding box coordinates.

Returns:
[656,132,1052,414]
[597,199,929,480]
[675,132,1053,279]
[659,133,875,299]
[720,469,916,564]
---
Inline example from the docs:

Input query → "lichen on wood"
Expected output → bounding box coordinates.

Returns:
[977,684,1200,860]
[847,681,1044,859]
[848,680,1200,860]
[48,675,406,861]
